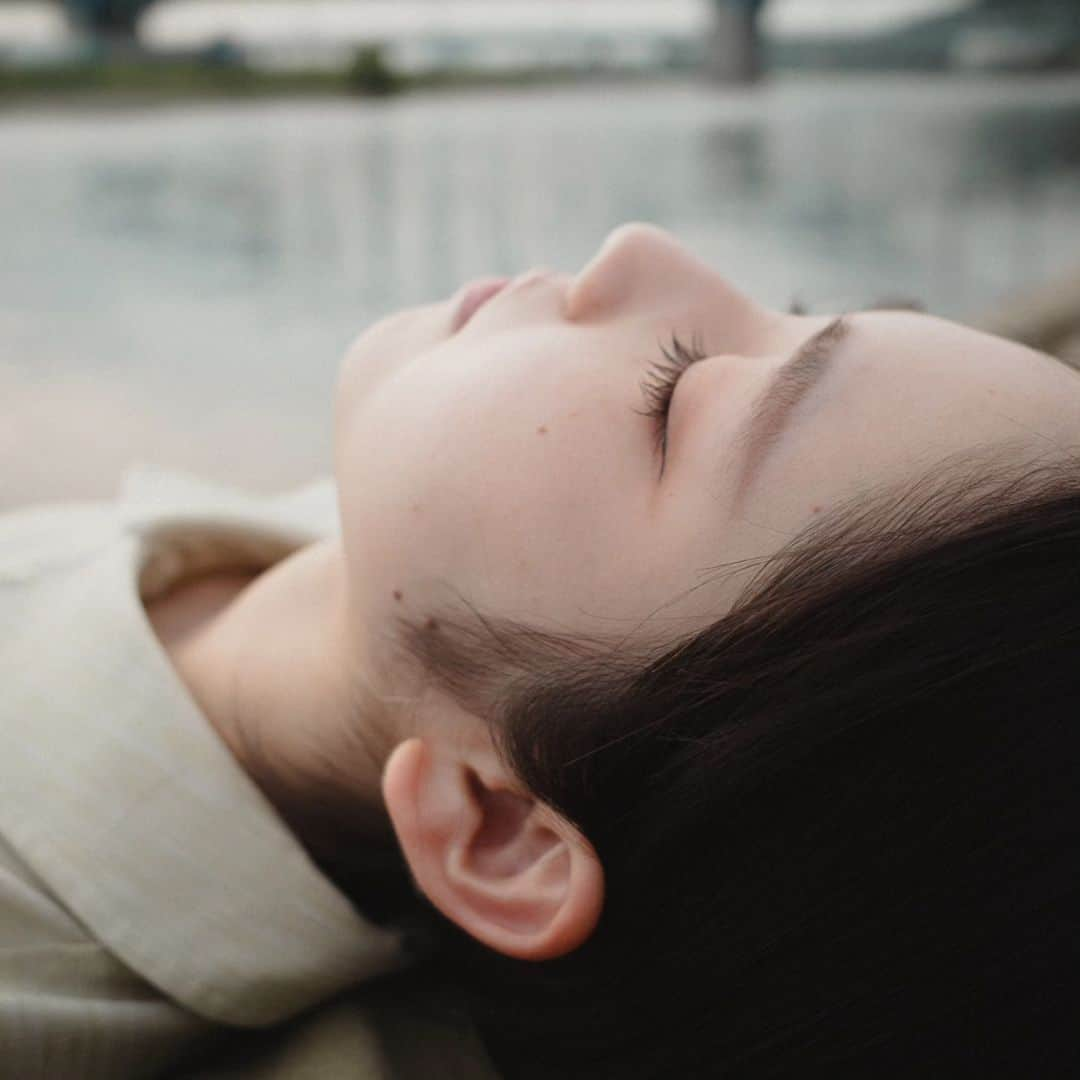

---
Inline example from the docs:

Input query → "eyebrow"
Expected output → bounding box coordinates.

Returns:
[730,315,851,508]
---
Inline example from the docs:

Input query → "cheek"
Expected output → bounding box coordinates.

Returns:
[336,303,453,437]
[338,358,647,630]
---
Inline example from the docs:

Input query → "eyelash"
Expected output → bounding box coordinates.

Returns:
[633,330,709,460]
[632,293,818,462]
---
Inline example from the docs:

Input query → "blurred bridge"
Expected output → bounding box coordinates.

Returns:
[707,0,768,82]
[60,0,771,83]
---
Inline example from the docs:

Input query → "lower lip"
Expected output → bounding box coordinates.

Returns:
[451,277,511,332]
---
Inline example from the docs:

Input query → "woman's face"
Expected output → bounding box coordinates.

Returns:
[335,223,1080,685]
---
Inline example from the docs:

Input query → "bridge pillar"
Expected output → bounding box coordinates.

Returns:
[706,0,766,84]
[62,0,158,39]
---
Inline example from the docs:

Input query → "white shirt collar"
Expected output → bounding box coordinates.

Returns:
[0,465,406,1027]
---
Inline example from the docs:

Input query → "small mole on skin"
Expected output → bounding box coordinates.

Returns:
[811,504,823,514]
[537,425,548,435]
[392,589,403,602]
[425,617,439,632]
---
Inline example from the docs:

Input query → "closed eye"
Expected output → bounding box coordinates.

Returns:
[632,329,709,471]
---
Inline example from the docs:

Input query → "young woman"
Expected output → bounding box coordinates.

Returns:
[3,223,1080,1078]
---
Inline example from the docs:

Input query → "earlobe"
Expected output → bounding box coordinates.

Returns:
[382,737,604,961]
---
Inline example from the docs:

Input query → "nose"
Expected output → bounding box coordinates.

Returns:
[566,222,759,325]
[566,223,676,320]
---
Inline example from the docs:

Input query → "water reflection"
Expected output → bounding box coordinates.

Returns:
[1,76,1078,504]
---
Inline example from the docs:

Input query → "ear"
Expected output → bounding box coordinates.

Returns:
[382,737,604,961]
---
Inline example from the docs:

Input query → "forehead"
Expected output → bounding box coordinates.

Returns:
[848,310,1058,382]
[810,311,1080,442]
[736,311,1080,527]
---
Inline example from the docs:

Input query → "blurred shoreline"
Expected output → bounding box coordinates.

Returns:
[4,65,1080,117]
[0,58,685,109]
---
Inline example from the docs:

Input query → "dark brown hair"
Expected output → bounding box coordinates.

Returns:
[331,444,1080,1078]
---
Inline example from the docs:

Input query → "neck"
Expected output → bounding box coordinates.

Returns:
[146,540,398,858]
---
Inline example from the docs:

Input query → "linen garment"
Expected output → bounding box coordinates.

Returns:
[0,465,498,1079]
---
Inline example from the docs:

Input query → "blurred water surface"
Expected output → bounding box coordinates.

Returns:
[2,74,1079,505]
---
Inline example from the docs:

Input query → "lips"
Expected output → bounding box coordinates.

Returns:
[451,277,511,332]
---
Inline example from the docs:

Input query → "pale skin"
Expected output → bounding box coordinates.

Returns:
[147,222,1080,963]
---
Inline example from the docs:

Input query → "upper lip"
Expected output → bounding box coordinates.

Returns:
[455,268,572,334]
